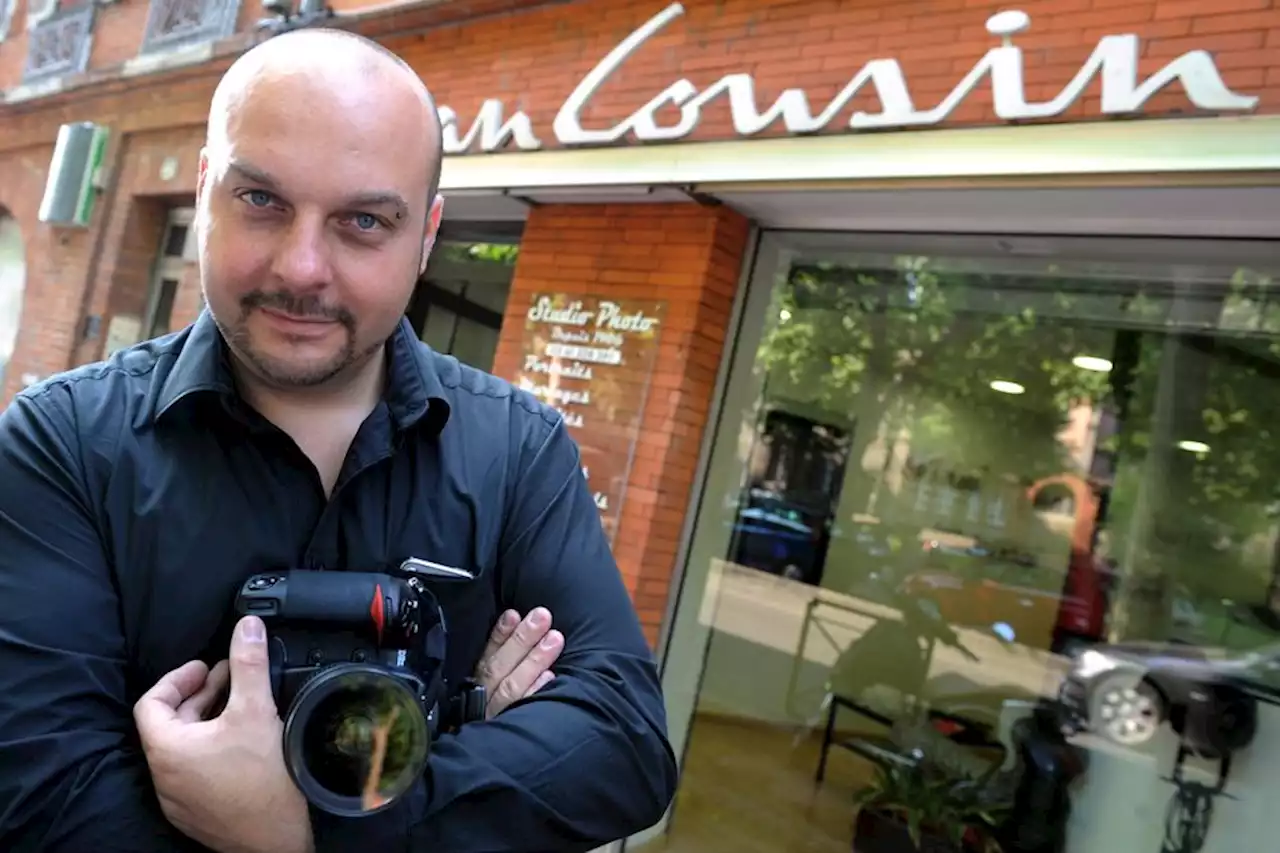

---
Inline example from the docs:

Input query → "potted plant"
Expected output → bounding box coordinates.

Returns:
[850,737,1011,853]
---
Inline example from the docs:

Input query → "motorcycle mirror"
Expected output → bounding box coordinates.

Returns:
[992,622,1016,643]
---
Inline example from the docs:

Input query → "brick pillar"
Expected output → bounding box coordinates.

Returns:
[68,126,202,367]
[491,202,750,646]
[0,147,99,406]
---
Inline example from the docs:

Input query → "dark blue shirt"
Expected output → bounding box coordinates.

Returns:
[0,309,677,853]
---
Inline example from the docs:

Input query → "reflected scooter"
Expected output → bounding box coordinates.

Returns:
[827,580,1087,852]
[825,582,1023,738]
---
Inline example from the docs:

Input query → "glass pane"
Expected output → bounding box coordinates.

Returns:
[650,234,1280,853]
[424,240,514,303]
[420,306,457,353]
[162,224,188,258]
[464,277,512,314]
[427,241,517,311]
[147,278,179,339]
[413,239,517,370]
[450,315,499,373]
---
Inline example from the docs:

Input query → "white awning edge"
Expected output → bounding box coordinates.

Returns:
[439,114,1280,193]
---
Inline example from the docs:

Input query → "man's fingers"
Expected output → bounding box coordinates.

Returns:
[177,660,230,723]
[222,616,278,720]
[478,610,521,669]
[478,607,552,692]
[525,670,555,698]
[486,628,564,718]
[133,660,210,733]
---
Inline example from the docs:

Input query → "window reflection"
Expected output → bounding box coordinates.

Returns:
[651,235,1280,853]
[409,235,519,374]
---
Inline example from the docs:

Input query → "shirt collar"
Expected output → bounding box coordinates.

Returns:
[152,308,451,435]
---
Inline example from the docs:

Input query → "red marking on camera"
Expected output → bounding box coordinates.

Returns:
[370,584,386,643]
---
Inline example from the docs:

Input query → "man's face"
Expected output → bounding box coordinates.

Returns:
[195,70,442,389]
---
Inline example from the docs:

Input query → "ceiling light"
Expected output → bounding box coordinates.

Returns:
[1072,355,1113,372]
[989,380,1025,395]
[1177,440,1210,454]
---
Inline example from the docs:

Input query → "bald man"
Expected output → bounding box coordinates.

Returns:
[0,27,676,853]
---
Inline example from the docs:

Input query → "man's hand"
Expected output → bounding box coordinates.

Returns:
[475,606,564,718]
[134,616,312,853]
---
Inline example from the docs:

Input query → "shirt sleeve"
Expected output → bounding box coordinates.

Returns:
[0,388,206,853]
[317,412,678,853]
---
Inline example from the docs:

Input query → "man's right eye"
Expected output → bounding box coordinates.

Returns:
[241,190,275,208]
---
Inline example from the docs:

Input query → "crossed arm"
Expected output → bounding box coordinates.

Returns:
[0,391,677,852]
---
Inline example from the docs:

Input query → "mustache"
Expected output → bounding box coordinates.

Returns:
[242,291,355,327]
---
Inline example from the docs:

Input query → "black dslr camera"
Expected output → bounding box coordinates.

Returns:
[233,559,484,818]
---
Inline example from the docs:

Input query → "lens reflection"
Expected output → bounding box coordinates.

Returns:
[295,670,428,813]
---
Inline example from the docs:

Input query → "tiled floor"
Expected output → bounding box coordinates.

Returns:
[635,713,881,853]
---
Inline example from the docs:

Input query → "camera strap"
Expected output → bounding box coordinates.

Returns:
[412,588,487,735]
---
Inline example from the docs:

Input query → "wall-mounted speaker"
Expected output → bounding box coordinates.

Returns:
[38,122,110,228]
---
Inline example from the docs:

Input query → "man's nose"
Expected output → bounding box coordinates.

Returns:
[270,213,332,288]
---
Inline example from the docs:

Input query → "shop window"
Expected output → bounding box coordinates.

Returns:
[407,224,521,374]
[0,212,26,394]
[641,233,1280,853]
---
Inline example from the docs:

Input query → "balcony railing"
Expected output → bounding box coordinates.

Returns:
[139,0,240,55]
[22,3,96,85]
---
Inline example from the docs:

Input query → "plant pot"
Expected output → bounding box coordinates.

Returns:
[852,808,967,853]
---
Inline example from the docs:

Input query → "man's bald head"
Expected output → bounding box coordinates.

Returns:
[207,27,444,198]
[194,26,448,394]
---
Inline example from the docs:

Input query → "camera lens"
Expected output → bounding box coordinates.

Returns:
[283,663,430,817]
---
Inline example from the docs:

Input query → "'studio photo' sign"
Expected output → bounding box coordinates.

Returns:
[513,294,667,543]
[437,5,1260,156]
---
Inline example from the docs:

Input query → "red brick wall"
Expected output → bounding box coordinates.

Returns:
[4,0,1276,144]
[0,0,557,94]
[0,144,98,403]
[69,126,201,365]
[381,0,1279,148]
[0,0,1275,634]
[0,125,203,398]
[0,0,249,93]
[2,0,1274,393]
[492,202,749,643]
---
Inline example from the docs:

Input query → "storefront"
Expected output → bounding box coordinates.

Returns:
[3,0,1280,851]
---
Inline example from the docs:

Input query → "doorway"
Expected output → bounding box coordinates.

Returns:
[143,207,194,341]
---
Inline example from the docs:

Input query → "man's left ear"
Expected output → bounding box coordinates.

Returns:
[420,194,445,276]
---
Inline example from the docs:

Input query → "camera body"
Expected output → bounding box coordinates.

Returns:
[233,566,476,818]
[235,570,434,723]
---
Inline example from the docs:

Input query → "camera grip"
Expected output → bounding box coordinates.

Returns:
[236,571,406,640]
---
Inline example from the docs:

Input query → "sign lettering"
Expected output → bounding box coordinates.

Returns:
[514,294,667,542]
[438,5,1258,156]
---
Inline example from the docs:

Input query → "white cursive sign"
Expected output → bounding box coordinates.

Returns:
[438,5,1258,155]
[528,296,594,326]
[527,295,662,335]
